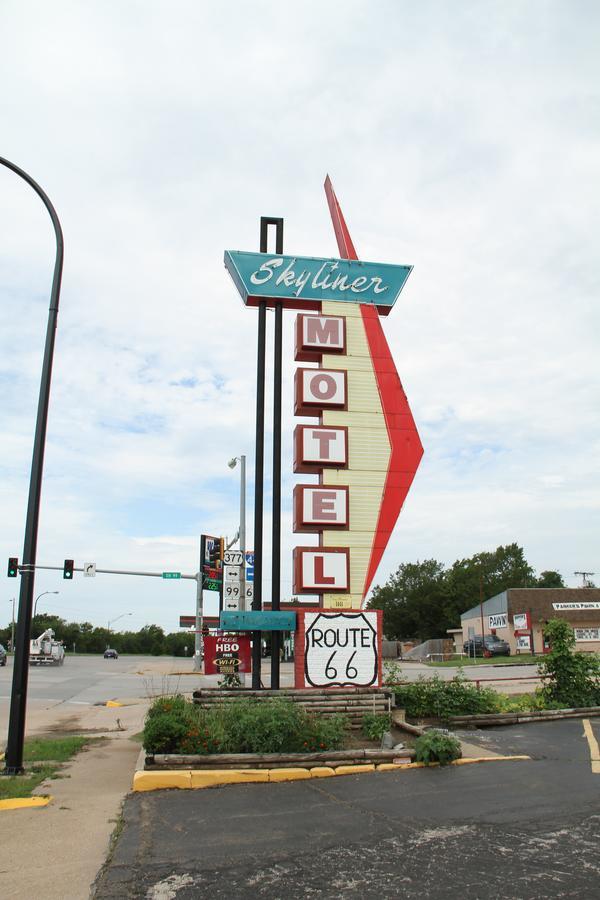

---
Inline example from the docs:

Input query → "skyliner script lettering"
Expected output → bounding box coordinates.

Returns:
[250,257,389,299]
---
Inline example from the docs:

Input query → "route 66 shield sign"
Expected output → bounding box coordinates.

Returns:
[303,611,380,688]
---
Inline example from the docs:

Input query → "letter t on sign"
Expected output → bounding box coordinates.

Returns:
[294,425,348,472]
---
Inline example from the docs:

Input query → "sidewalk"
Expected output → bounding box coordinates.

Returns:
[0,701,148,900]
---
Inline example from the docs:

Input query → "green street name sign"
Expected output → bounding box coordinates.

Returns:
[162,572,181,579]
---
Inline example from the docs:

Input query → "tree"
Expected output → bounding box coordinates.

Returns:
[538,619,600,707]
[369,543,538,643]
[367,559,448,641]
[536,570,565,588]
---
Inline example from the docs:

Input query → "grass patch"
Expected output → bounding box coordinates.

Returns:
[0,764,60,800]
[1,735,94,801]
[24,735,89,763]
[426,655,539,667]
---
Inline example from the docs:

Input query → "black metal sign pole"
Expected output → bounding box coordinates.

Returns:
[251,299,266,689]
[270,220,284,690]
[1,157,64,775]
[251,217,283,691]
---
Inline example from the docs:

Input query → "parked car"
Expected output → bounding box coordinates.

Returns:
[463,635,510,657]
[103,648,118,659]
[0,643,6,666]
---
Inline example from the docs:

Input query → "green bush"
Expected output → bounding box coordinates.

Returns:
[143,712,190,754]
[382,660,403,685]
[394,674,501,720]
[538,620,600,708]
[143,695,349,755]
[361,713,392,741]
[414,729,462,766]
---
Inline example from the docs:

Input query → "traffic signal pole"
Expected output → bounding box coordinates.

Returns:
[195,536,206,671]
[1,156,64,776]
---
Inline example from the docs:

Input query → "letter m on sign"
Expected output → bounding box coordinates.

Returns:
[295,314,346,362]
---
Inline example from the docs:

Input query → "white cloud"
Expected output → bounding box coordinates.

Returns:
[1,1,599,631]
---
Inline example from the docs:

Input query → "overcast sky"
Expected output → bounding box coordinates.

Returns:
[1,1,599,635]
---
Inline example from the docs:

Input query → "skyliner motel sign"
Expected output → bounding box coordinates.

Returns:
[224,180,423,688]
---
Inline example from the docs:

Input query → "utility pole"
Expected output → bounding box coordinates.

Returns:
[574,571,595,588]
[479,573,486,656]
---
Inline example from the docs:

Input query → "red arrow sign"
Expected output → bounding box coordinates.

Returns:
[324,176,423,600]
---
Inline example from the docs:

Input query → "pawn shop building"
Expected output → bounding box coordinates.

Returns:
[460,588,600,654]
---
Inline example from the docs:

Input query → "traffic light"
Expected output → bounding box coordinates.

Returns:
[7,557,18,578]
[201,624,209,637]
[63,559,74,580]
[208,538,224,568]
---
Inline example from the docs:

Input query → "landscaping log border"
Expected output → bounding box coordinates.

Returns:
[145,747,415,770]
[448,706,600,728]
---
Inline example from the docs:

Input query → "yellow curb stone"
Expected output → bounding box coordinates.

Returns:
[452,755,530,766]
[133,771,192,792]
[334,764,376,776]
[132,754,533,793]
[0,796,52,811]
[268,768,312,783]
[191,769,269,788]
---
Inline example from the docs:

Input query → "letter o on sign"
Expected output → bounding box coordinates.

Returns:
[309,373,337,400]
[302,369,346,407]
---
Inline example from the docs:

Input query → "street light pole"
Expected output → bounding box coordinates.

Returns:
[228,455,246,609]
[33,590,59,618]
[1,156,64,775]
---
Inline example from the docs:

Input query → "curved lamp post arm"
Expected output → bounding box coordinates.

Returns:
[1,156,64,775]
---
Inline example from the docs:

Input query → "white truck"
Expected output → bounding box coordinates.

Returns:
[29,628,65,666]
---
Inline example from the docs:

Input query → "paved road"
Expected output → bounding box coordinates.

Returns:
[0,655,193,742]
[94,718,600,899]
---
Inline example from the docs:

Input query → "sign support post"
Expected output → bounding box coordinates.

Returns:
[251,217,283,689]
[270,220,284,690]
[195,535,205,672]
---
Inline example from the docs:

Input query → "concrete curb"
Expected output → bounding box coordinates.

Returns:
[0,795,52,811]
[132,755,531,792]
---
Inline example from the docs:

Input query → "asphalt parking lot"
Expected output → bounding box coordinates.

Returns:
[94,718,600,900]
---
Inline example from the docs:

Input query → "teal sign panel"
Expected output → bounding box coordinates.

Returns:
[220,611,297,632]
[224,251,412,314]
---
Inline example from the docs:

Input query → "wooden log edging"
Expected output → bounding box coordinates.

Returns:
[191,687,395,724]
[449,706,600,727]
[145,747,415,770]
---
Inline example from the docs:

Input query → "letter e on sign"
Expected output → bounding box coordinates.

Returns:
[293,485,349,531]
